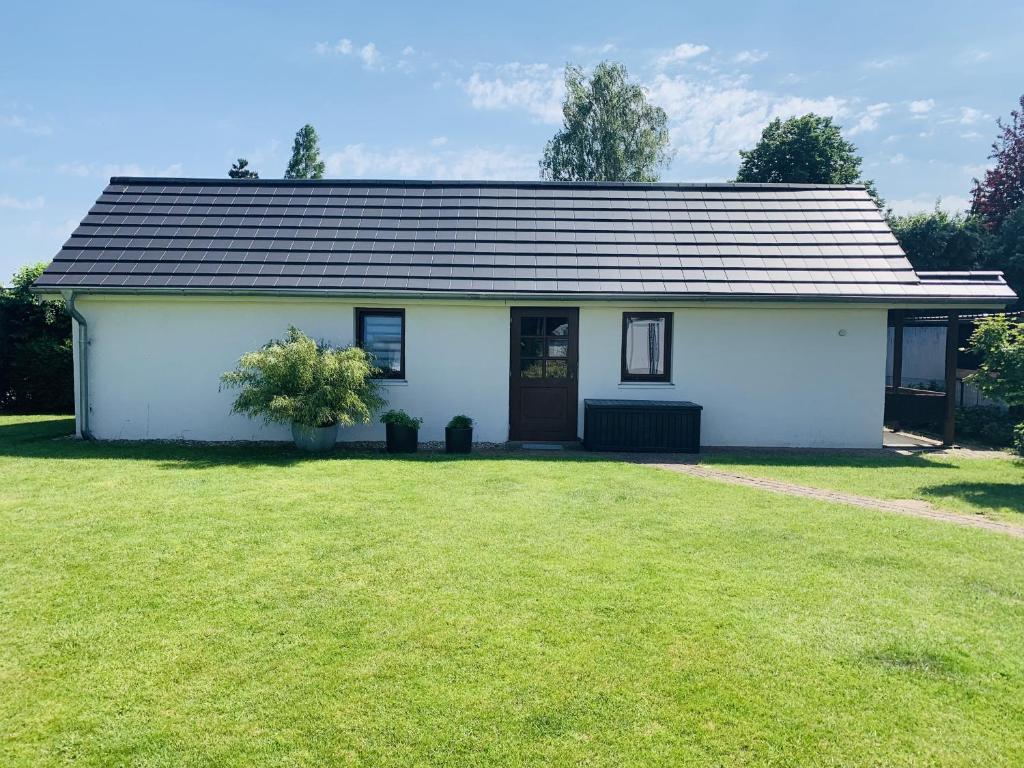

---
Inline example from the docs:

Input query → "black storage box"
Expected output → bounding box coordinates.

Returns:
[583,399,702,453]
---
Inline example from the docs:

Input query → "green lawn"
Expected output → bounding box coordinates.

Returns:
[702,450,1024,523]
[2,415,1024,767]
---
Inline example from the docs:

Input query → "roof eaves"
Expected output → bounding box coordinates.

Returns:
[105,176,870,193]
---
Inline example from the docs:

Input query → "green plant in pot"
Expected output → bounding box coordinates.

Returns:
[381,409,423,454]
[220,326,385,451]
[445,414,474,454]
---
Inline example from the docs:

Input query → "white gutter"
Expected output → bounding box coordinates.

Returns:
[33,285,1017,307]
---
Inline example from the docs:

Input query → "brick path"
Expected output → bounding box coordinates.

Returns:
[629,459,1024,539]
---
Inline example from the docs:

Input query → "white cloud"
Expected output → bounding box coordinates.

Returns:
[657,43,710,68]
[888,153,906,165]
[1,113,52,136]
[888,195,971,216]
[863,56,903,70]
[960,130,984,140]
[963,49,991,62]
[55,161,92,177]
[848,102,891,135]
[314,37,387,70]
[571,42,617,57]
[56,161,183,178]
[429,136,448,147]
[324,143,536,180]
[402,45,415,56]
[962,163,987,178]
[0,194,44,211]
[462,63,565,124]
[908,99,934,115]
[734,50,768,65]
[359,43,380,69]
[959,106,985,124]
[646,73,848,163]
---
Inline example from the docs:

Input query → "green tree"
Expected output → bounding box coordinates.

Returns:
[965,314,1024,454]
[229,158,259,179]
[735,114,882,206]
[967,315,1024,406]
[0,262,73,413]
[979,204,1024,306]
[284,124,326,180]
[888,207,989,272]
[540,61,671,182]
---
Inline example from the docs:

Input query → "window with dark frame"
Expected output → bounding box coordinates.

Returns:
[356,308,405,379]
[621,312,672,382]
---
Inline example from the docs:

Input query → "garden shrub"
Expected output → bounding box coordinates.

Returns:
[0,263,73,414]
[956,406,1017,446]
[220,326,385,427]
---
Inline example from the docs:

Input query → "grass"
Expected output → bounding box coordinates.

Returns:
[702,449,1024,523]
[1,415,1024,766]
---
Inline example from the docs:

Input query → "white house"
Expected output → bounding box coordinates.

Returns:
[34,178,1016,448]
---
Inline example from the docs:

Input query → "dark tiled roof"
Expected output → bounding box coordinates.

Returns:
[34,178,1017,303]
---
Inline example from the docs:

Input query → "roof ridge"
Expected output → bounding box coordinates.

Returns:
[107,176,869,191]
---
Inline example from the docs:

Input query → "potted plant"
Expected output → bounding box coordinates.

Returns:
[220,326,385,451]
[381,410,423,453]
[445,414,474,454]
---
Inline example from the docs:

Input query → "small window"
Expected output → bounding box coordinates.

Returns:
[356,308,405,379]
[621,312,672,382]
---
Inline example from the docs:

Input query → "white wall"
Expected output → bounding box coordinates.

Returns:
[885,325,947,384]
[76,296,510,442]
[578,305,887,448]
[75,296,887,448]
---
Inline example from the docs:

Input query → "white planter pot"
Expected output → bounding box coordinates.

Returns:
[291,422,338,452]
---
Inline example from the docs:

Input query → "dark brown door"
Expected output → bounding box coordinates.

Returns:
[509,308,579,441]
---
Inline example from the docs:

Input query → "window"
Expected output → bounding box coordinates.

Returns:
[518,314,572,379]
[356,308,405,379]
[621,312,672,382]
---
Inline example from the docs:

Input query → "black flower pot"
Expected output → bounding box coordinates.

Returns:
[385,423,418,453]
[445,426,473,454]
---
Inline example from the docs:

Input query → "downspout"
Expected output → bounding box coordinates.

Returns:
[65,292,93,439]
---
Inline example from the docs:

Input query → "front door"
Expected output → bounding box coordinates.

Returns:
[509,308,579,441]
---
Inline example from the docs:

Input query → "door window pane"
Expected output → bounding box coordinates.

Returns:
[547,340,568,358]
[546,360,568,378]
[622,313,672,381]
[520,339,543,357]
[520,358,544,378]
[520,317,544,336]
[547,317,569,336]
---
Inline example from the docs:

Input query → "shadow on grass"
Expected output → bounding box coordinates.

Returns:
[0,416,605,470]
[920,482,1024,518]
[699,449,950,471]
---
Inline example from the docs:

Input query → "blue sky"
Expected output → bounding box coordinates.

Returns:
[2,0,1022,282]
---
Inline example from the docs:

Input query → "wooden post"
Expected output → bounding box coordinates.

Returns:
[943,312,959,446]
[891,310,905,390]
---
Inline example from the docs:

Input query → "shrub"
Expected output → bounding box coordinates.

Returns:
[956,406,1017,446]
[220,326,385,428]
[447,414,473,429]
[380,410,423,429]
[966,315,1024,407]
[0,262,73,414]
[1014,422,1024,456]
